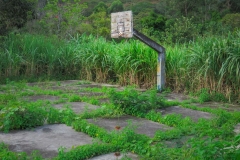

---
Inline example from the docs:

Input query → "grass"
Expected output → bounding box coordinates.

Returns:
[0,31,239,102]
[0,81,240,159]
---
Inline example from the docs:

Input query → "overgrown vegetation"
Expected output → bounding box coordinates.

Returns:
[0,82,239,159]
[0,0,240,158]
[0,32,239,101]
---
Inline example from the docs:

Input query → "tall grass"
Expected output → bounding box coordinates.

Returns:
[114,40,157,87]
[166,31,240,100]
[0,33,81,78]
[1,31,239,101]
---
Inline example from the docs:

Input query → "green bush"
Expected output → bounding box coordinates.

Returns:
[109,88,162,114]
[222,13,240,30]
[165,17,200,43]
[198,88,211,103]
[131,2,154,15]
[0,104,47,132]
[190,136,240,159]
[47,106,76,126]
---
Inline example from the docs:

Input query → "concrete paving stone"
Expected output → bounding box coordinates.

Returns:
[27,80,81,87]
[49,84,103,91]
[98,98,110,104]
[89,152,139,160]
[87,115,172,138]
[52,102,100,114]
[192,102,240,112]
[91,83,120,88]
[27,81,56,87]
[113,87,147,92]
[78,92,104,97]
[23,95,59,102]
[234,123,240,135]
[77,84,103,88]
[0,124,93,159]
[27,81,83,90]
[161,93,190,102]
[56,80,84,86]
[157,106,213,122]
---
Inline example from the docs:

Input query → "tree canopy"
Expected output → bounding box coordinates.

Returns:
[0,0,36,35]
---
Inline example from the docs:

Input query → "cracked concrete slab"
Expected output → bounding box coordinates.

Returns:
[157,106,213,122]
[78,92,104,96]
[161,93,190,102]
[0,124,93,159]
[87,115,172,137]
[234,123,240,135]
[98,98,110,104]
[23,95,59,102]
[52,102,99,114]
[192,102,240,112]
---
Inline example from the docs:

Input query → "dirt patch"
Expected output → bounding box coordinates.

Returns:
[52,102,99,114]
[0,124,93,159]
[157,106,213,122]
[87,115,172,138]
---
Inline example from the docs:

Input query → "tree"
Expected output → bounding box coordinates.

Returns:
[79,11,110,38]
[140,11,166,38]
[165,17,200,43]
[131,2,153,15]
[108,0,124,14]
[93,1,108,13]
[0,0,36,35]
[40,0,87,37]
[222,13,240,29]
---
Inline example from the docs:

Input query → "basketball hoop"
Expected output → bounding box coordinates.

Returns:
[111,11,133,38]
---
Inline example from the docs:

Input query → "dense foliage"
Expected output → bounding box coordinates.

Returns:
[1,0,239,41]
[0,0,36,35]
[0,32,239,101]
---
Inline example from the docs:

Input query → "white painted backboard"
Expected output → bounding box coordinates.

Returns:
[111,11,133,38]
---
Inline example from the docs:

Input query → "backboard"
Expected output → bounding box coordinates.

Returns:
[111,11,133,38]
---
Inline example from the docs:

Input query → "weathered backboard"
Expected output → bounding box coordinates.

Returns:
[111,11,133,38]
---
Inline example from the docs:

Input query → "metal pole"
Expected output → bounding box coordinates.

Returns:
[157,52,165,91]
[132,29,165,91]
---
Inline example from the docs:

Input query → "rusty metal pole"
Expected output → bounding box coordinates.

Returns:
[132,29,165,91]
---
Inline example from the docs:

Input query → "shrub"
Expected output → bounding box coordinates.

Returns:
[109,88,162,114]
[222,13,240,30]
[0,104,47,132]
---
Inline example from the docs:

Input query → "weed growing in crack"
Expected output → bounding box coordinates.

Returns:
[56,143,117,160]
[47,106,76,126]
[109,88,163,114]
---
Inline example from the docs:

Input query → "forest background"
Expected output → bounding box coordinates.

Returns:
[0,0,240,102]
